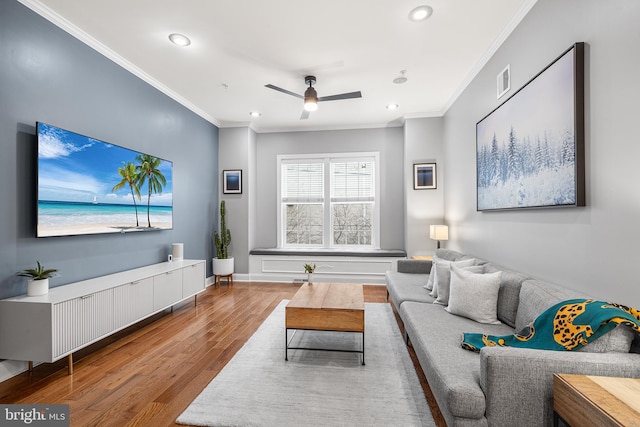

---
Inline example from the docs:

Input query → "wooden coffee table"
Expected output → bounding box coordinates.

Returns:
[285,282,365,364]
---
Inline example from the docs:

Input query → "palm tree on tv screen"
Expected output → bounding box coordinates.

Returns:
[136,154,166,228]
[112,161,142,227]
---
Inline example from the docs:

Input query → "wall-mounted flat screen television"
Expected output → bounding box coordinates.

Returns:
[37,122,173,237]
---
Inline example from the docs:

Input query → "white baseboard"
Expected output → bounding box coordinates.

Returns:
[0,359,30,383]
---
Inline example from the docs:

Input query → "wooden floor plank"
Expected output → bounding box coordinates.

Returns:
[0,282,445,426]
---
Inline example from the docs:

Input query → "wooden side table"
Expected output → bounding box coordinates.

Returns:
[411,255,433,261]
[553,373,640,427]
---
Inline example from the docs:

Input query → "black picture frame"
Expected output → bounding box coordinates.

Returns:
[476,42,585,211]
[414,163,437,190]
[223,170,242,194]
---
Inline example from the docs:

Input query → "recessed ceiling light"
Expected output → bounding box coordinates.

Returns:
[386,104,399,110]
[409,5,433,22]
[168,33,191,46]
[249,111,262,118]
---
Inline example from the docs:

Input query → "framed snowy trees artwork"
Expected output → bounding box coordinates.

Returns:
[476,43,585,211]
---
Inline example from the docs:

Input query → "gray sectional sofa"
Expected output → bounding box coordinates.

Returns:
[386,249,640,427]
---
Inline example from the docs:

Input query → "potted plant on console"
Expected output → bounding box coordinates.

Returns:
[213,200,234,284]
[17,260,58,297]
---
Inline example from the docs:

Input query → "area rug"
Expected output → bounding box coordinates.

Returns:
[177,300,435,427]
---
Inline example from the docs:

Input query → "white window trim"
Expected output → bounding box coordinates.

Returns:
[277,152,380,250]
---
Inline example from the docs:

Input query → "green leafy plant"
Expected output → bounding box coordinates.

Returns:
[214,200,232,259]
[303,263,316,273]
[17,261,58,280]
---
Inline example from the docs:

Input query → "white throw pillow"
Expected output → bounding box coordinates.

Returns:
[429,266,439,297]
[423,256,439,291]
[446,265,502,324]
[430,258,476,303]
[434,263,483,306]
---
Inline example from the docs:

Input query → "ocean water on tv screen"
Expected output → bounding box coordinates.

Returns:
[38,201,172,226]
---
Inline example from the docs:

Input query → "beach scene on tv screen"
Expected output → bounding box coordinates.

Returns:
[37,123,173,237]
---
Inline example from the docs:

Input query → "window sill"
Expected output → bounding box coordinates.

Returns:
[249,248,407,258]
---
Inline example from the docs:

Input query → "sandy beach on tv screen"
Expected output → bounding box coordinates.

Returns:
[38,222,172,237]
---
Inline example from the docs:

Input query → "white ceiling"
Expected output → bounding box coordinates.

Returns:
[22,0,536,133]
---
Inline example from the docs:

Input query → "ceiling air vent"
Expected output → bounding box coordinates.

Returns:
[497,64,510,99]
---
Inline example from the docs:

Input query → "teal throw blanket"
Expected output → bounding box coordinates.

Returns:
[462,299,640,352]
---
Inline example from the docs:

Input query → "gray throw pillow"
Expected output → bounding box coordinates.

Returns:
[577,324,636,353]
[432,259,478,305]
[446,265,503,324]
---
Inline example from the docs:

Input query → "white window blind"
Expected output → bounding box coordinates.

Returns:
[331,159,375,201]
[282,161,324,202]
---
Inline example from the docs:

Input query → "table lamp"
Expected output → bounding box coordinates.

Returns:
[429,225,449,249]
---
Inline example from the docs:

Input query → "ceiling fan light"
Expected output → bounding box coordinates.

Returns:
[409,5,433,22]
[304,99,318,111]
[304,86,318,111]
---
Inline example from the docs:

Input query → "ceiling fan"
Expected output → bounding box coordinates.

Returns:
[265,76,362,120]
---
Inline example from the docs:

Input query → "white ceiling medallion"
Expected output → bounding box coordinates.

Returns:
[497,64,510,99]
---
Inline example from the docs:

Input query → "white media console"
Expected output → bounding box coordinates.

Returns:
[0,259,206,374]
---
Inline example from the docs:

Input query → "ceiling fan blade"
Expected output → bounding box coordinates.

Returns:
[300,109,310,120]
[265,84,303,99]
[318,91,362,102]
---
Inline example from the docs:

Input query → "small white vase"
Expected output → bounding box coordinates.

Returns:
[307,273,314,284]
[27,278,49,296]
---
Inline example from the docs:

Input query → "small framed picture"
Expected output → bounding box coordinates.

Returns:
[413,163,436,190]
[223,170,242,194]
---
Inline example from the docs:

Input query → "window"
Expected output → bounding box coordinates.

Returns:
[279,153,379,249]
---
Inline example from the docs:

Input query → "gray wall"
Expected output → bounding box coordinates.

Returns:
[443,0,640,307]
[218,127,253,273]
[253,127,405,252]
[403,118,444,257]
[0,0,219,299]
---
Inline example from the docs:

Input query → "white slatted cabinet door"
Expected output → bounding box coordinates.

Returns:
[53,289,113,359]
[113,277,154,329]
[153,270,183,311]
[182,262,205,298]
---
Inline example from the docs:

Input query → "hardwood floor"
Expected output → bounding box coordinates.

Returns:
[0,282,445,426]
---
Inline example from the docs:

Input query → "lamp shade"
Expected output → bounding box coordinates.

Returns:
[429,225,449,241]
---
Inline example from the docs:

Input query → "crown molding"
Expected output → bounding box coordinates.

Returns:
[248,120,405,134]
[441,0,539,114]
[17,0,221,128]
[403,112,443,120]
